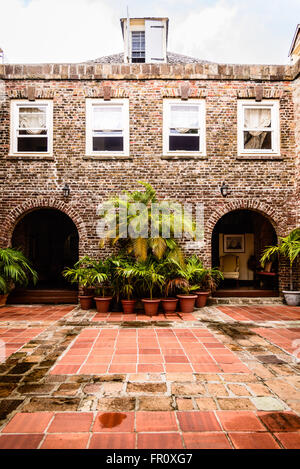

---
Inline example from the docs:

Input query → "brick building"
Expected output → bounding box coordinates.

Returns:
[0,17,299,303]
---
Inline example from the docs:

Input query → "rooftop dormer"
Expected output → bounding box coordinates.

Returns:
[120,17,169,64]
[289,24,300,64]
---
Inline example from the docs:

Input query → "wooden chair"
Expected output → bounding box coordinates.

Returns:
[219,254,240,288]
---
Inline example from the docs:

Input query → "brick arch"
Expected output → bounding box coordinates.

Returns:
[1,197,88,249]
[206,199,281,235]
[200,199,284,267]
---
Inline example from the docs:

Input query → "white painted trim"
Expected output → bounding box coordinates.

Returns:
[10,100,53,156]
[85,98,129,157]
[163,98,206,157]
[237,99,280,156]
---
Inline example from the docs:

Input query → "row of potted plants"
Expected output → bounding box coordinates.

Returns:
[62,254,224,315]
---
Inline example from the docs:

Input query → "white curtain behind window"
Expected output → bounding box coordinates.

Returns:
[19,107,46,135]
[93,106,122,131]
[244,108,271,149]
[170,105,199,133]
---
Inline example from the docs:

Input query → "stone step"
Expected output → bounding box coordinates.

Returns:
[208,297,284,306]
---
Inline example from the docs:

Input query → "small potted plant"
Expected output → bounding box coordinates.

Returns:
[91,259,112,314]
[0,247,38,306]
[158,258,179,313]
[194,262,224,308]
[166,256,201,313]
[261,228,300,306]
[62,256,95,309]
[116,261,137,314]
[132,260,165,316]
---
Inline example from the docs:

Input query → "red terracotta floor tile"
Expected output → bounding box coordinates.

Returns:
[79,365,108,374]
[93,412,134,433]
[136,412,178,432]
[47,412,93,433]
[89,433,135,449]
[50,365,80,375]
[183,432,232,449]
[109,364,137,373]
[177,411,221,432]
[41,433,89,449]
[258,412,300,432]
[137,364,165,373]
[274,432,300,449]
[0,434,44,449]
[217,411,266,432]
[228,432,280,449]
[165,364,193,372]
[2,412,54,433]
[138,433,183,449]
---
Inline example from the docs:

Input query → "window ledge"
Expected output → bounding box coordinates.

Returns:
[161,154,208,160]
[6,154,54,160]
[236,154,283,160]
[83,154,132,160]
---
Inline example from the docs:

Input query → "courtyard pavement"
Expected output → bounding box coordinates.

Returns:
[0,303,299,449]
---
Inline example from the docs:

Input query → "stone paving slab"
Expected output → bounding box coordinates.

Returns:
[0,410,299,449]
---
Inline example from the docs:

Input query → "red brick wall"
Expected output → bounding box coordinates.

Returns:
[0,62,299,292]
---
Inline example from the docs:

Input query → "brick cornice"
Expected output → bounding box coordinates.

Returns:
[0,62,297,81]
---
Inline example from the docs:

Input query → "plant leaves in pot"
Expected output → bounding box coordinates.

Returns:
[91,258,112,314]
[63,256,95,310]
[131,261,165,316]
[260,228,300,306]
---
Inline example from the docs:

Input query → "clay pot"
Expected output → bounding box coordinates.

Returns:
[121,299,136,314]
[177,294,197,313]
[78,295,93,310]
[94,296,113,314]
[195,291,210,308]
[0,294,8,307]
[161,298,178,313]
[142,298,161,316]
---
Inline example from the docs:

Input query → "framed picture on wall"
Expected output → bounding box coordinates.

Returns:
[224,234,245,253]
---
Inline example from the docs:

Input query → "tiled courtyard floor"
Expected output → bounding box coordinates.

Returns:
[0,303,299,449]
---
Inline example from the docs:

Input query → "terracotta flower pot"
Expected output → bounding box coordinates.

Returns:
[161,298,178,313]
[142,298,161,316]
[121,299,136,314]
[94,296,113,314]
[195,291,210,308]
[78,295,93,310]
[0,294,8,307]
[177,294,197,313]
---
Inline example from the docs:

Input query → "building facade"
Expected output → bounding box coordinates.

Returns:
[0,18,299,301]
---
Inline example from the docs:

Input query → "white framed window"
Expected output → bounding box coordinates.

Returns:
[163,99,206,156]
[237,100,280,156]
[10,100,53,155]
[86,99,129,156]
[131,31,145,63]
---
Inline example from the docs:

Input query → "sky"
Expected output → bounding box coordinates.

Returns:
[0,0,299,64]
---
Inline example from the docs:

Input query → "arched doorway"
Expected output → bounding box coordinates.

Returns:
[9,208,79,303]
[211,209,278,297]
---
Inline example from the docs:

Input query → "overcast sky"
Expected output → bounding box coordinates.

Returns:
[0,0,299,64]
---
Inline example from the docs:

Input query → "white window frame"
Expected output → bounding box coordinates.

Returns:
[163,99,206,157]
[10,100,53,156]
[86,98,129,157]
[237,100,280,156]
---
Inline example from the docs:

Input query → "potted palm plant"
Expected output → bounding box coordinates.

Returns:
[158,258,179,313]
[193,259,224,307]
[260,228,300,306]
[62,256,95,309]
[132,260,165,316]
[165,256,202,313]
[116,260,137,314]
[0,247,38,306]
[91,259,112,314]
